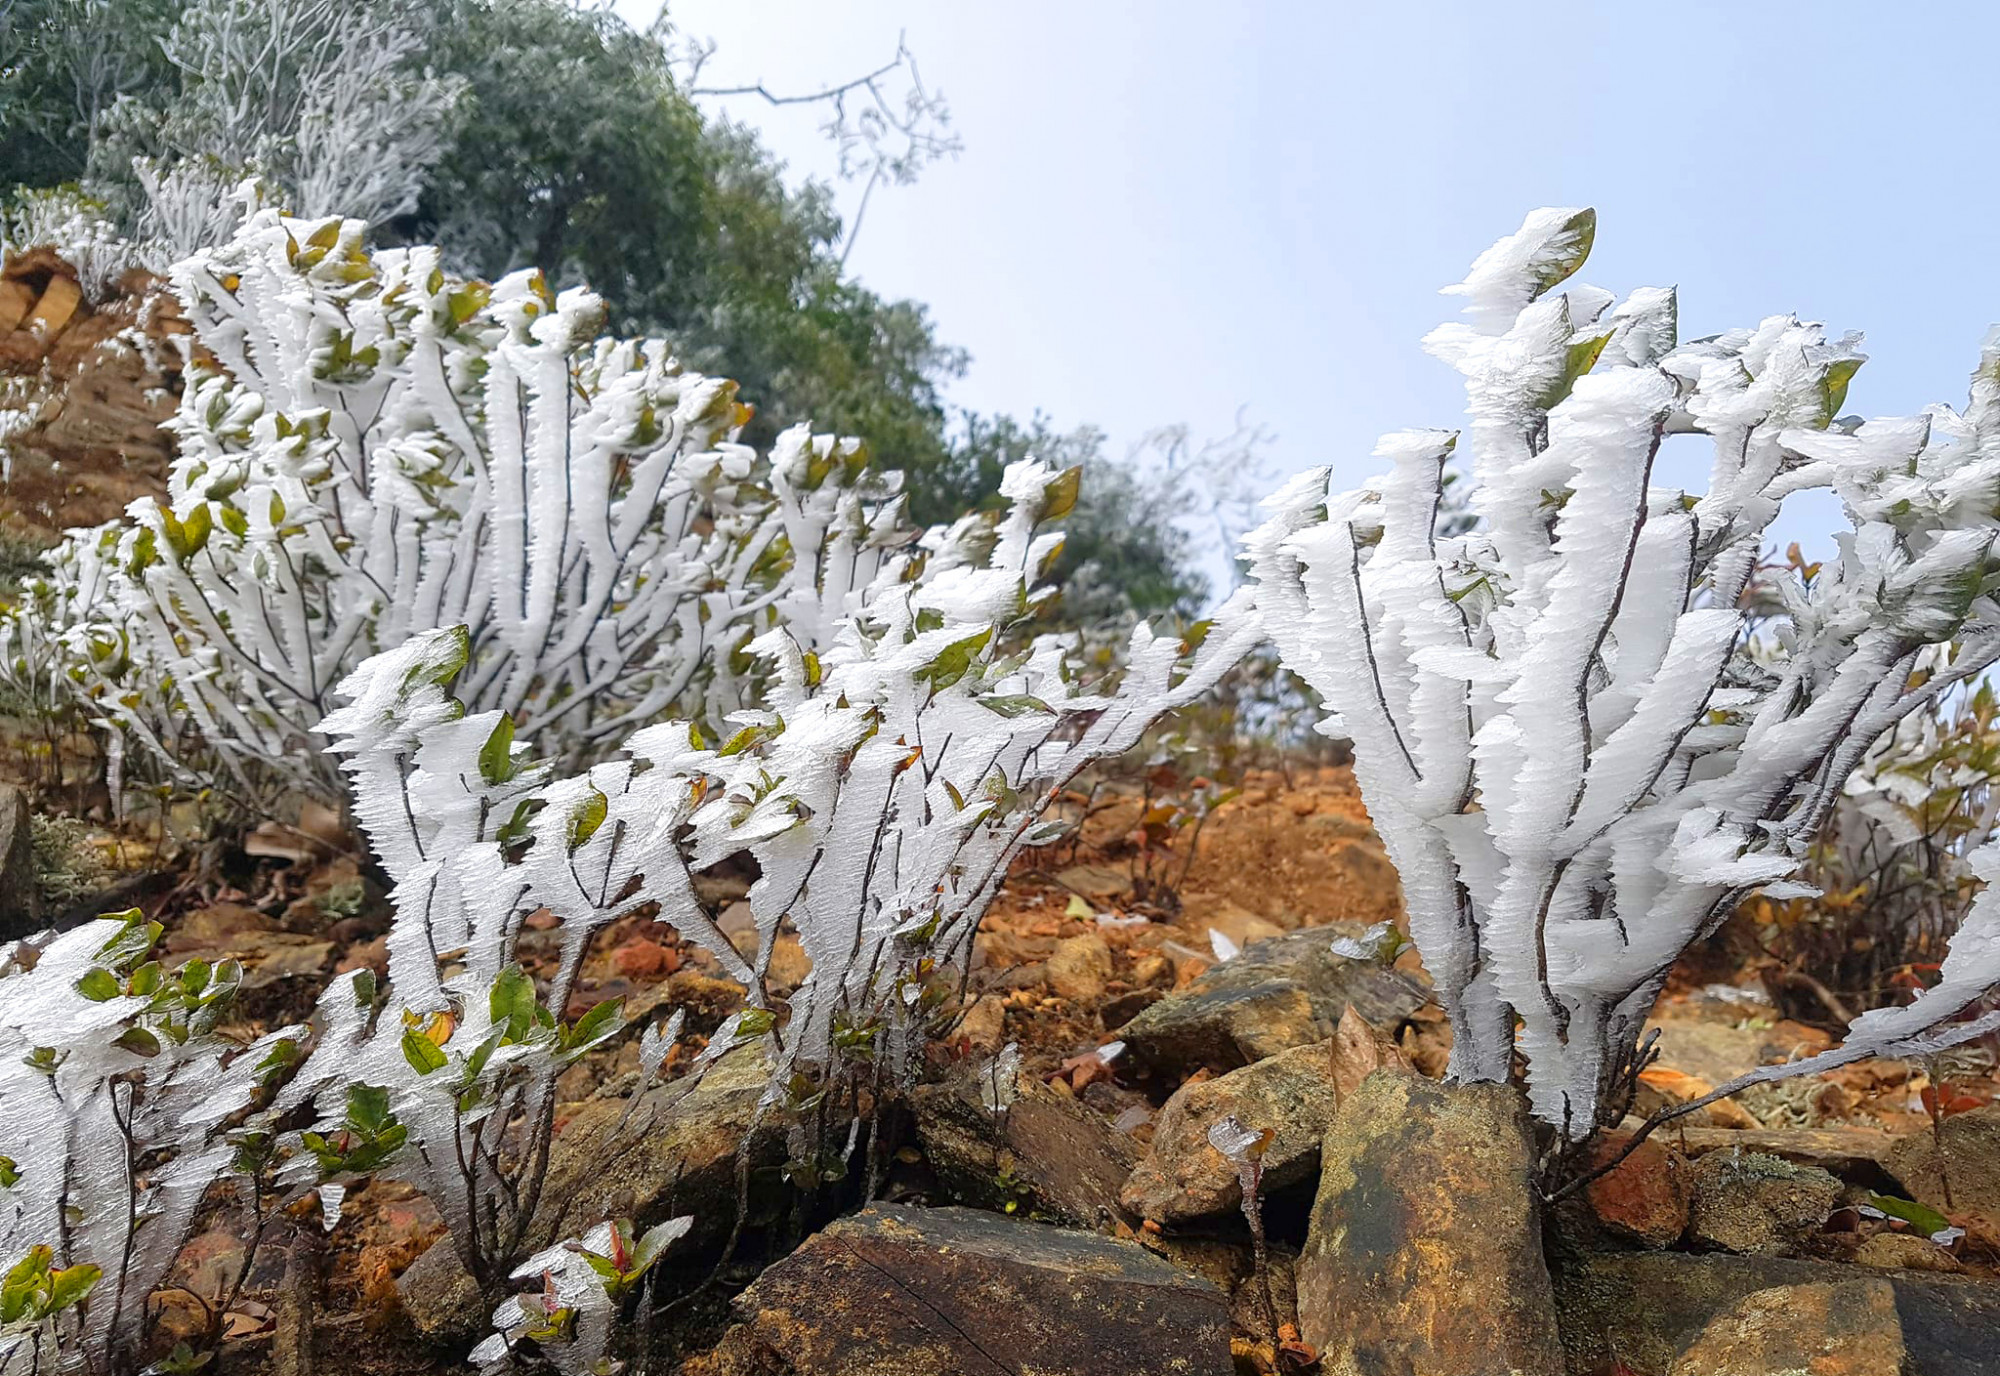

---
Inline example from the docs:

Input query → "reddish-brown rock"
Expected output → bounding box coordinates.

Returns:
[1583,1129,1692,1247]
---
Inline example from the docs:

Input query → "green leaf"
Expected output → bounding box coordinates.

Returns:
[976,694,1054,718]
[478,713,517,786]
[75,967,120,1002]
[630,1217,690,1274]
[401,1029,448,1075]
[1041,465,1082,521]
[1526,207,1597,299]
[716,721,779,757]
[44,1262,101,1314]
[92,909,160,968]
[1868,1193,1952,1237]
[114,1026,162,1058]
[495,798,539,849]
[0,1156,16,1188]
[1823,356,1865,421]
[345,1083,394,1135]
[916,627,993,692]
[489,964,538,1037]
[565,787,609,850]
[733,1008,777,1039]
[560,998,625,1056]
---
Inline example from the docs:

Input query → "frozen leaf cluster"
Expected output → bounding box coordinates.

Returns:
[2,207,910,812]
[1250,208,2000,1133]
[0,912,300,1373]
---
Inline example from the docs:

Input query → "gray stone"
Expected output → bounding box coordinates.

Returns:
[1297,1071,1563,1376]
[0,783,41,940]
[1670,1124,1905,1190]
[913,1066,1137,1228]
[1115,925,1428,1074]
[1886,1103,2000,1219]
[1667,1277,1908,1376]
[1554,1251,2000,1376]
[681,1204,1231,1376]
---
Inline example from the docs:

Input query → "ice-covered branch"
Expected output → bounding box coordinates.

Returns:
[1249,209,2000,1134]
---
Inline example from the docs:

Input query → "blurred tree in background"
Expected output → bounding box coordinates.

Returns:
[1,0,1242,618]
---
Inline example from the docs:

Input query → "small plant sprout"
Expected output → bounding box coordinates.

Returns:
[1208,1114,1278,1341]
[1250,207,2000,1138]
[469,1217,692,1375]
[978,1043,1023,1120]
[1327,921,1409,964]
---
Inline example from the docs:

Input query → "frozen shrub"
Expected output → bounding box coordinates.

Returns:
[3,208,910,812]
[0,912,301,1372]
[1250,208,2000,1135]
[283,457,1256,1311]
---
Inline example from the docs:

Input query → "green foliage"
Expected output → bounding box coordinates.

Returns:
[0,1245,100,1327]
[301,1083,408,1176]
[0,0,181,190]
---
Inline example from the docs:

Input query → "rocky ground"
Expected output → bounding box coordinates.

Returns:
[4,766,1998,1375]
[5,258,1999,1371]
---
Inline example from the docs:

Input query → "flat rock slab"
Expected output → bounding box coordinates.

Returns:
[1554,1251,2000,1376]
[1298,1071,1563,1376]
[688,1203,1231,1376]
[1669,1125,1904,1190]
[1116,926,1428,1074]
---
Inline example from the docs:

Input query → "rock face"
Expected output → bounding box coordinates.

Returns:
[1296,1071,1563,1376]
[1,249,183,543]
[1886,1103,2000,1218]
[0,783,40,940]
[1577,1129,1691,1248]
[1685,1150,1842,1254]
[684,1204,1231,1376]
[1554,1251,2000,1376]
[1121,1040,1340,1226]
[913,1067,1137,1228]
[397,1047,783,1339]
[1116,927,1428,1074]
[1668,1278,1908,1376]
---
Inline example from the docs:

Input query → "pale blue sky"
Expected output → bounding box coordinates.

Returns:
[634,1,1999,569]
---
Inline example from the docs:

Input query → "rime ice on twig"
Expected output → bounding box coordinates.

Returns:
[1250,208,2000,1134]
